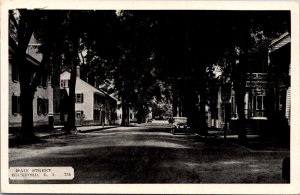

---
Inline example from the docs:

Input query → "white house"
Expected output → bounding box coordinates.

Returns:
[9,36,53,129]
[58,69,117,126]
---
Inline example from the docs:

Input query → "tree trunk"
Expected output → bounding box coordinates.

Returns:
[172,92,178,117]
[63,32,79,133]
[19,91,36,139]
[235,90,247,144]
[178,95,183,117]
[12,10,53,141]
[13,12,37,140]
[186,86,199,133]
[126,104,130,126]
[121,98,129,126]
[199,94,208,135]
[16,46,38,141]
[63,61,77,133]
[233,54,248,145]
[121,99,126,126]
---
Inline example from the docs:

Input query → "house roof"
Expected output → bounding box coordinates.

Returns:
[97,86,118,102]
[9,38,40,67]
[26,53,40,66]
[76,75,107,98]
[109,92,119,101]
[269,32,291,53]
[61,71,117,103]
[28,34,41,46]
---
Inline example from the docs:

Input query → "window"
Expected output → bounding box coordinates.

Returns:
[60,79,69,88]
[76,110,84,118]
[256,95,265,110]
[37,98,49,115]
[252,96,256,112]
[93,109,100,121]
[12,95,21,115]
[75,93,84,103]
[130,113,133,119]
[44,99,49,114]
[37,98,43,115]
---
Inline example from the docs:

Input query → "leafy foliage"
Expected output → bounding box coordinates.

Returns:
[10,9,290,137]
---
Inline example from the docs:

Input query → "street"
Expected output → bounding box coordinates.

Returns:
[9,124,288,184]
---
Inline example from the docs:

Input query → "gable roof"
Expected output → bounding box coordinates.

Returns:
[61,71,117,103]
[269,32,291,53]
[81,79,117,103]
[98,88,118,102]
[9,37,40,67]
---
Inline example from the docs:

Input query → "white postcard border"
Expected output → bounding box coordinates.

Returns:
[1,1,299,194]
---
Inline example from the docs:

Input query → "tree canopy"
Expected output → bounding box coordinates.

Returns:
[9,9,290,140]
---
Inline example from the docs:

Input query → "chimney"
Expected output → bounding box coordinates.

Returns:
[76,66,80,78]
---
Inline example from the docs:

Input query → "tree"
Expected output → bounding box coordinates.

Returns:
[41,11,104,133]
[60,11,81,133]
[152,11,222,135]
[83,10,290,138]
[9,10,97,137]
[212,11,290,144]
[84,11,162,126]
[9,9,55,141]
[35,11,82,134]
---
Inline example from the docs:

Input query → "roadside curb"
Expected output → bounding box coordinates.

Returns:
[77,126,119,133]
[9,126,119,141]
[37,132,68,139]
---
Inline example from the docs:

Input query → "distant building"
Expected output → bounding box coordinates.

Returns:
[129,107,138,123]
[115,100,138,125]
[116,101,122,125]
[207,83,229,129]
[9,35,53,129]
[54,68,117,126]
[99,87,138,125]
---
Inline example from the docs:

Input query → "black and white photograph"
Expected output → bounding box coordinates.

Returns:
[1,1,299,194]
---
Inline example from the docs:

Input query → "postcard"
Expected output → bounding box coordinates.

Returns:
[1,0,299,194]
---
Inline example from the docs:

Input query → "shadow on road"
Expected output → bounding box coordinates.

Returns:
[9,126,288,184]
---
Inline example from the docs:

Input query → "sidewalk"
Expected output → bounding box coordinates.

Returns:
[9,125,119,140]
[76,125,117,133]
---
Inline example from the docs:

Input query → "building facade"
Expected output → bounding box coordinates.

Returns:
[9,39,53,129]
[268,32,291,125]
[55,70,117,126]
[116,101,138,125]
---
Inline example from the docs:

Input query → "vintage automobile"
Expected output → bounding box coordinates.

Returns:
[170,117,191,135]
